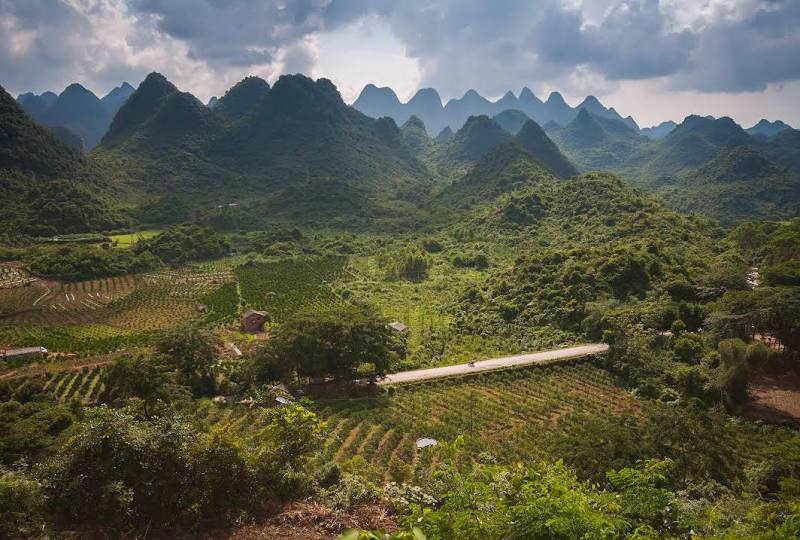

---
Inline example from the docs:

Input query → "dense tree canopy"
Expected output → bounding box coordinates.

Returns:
[255,309,404,382]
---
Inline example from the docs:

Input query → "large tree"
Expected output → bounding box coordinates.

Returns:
[155,324,221,395]
[256,309,404,382]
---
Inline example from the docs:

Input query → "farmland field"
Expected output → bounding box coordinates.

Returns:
[0,263,240,355]
[234,257,351,322]
[192,359,791,484]
[3,365,108,405]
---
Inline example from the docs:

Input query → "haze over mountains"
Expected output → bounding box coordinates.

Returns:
[352,84,794,143]
[16,82,135,149]
[353,84,640,138]
[2,72,800,231]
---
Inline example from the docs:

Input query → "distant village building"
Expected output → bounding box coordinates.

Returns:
[241,309,268,332]
[388,321,408,333]
[1,346,48,361]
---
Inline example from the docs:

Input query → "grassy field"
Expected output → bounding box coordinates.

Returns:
[108,230,162,249]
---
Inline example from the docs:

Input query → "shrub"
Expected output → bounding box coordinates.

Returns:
[452,252,489,270]
[388,456,412,484]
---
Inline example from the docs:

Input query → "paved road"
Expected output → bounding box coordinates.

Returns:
[379,343,609,385]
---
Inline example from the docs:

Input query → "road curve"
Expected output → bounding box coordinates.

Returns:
[379,343,609,385]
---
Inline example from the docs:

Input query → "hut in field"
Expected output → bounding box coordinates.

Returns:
[388,321,408,333]
[241,309,268,332]
[415,438,438,451]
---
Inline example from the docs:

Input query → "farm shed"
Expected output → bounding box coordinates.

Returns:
[388,321,408,333]
[241,309,268,332]
[416,438,438,451]
[1,346,48,361]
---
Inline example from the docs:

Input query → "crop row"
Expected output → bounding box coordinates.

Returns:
[193,361,637,482]
[234,257,350,321]
[5,366,107,404]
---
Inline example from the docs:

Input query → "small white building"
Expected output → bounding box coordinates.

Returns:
[415,438,438,451]
[388,321,408,333]
[1,346,48,361]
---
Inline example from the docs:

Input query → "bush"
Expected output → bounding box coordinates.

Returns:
[388,456,412,484]
[422,239,444,253]
[0,469,46,538]
[715,339,750,406]
[452,252,489,270]
[673,333,706,364]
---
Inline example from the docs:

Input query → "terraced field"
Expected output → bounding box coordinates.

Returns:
[193,359,791,485]
[0,275,140,328]
[0,264,239,354]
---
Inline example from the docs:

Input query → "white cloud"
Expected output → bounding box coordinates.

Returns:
[0,0,799,124]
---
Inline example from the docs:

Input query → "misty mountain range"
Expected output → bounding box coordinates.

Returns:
[17,82,135,149]
[352,84,794,143]
[15,79,793,153]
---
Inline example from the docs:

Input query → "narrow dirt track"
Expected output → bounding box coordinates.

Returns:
[379,343,609,385]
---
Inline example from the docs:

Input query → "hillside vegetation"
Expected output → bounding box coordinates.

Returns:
[0,85,127,236]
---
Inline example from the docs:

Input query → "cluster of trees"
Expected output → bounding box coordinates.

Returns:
[133,224,230,264]
[24,225,230,280]
[0,402,325,535]
[250,309,406,383]
[26,244,160,281]
[453,243,669,340]
[379,246,430,281]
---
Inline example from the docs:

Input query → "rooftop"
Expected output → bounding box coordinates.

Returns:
[1,346,48,357]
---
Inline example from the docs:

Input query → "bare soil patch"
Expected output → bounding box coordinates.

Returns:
[743,370,800,425]
[205,502,396,540]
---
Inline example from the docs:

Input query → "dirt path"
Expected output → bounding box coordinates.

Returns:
[379,343,609,385]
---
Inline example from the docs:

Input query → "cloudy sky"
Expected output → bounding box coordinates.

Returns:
[1,0,799,127]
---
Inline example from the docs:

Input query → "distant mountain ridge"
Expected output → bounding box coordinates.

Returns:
[641,121,677,140]
[747,119,792,138]
[94,72,431,226]
[17,82,134,149]
[352,84,638,135]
